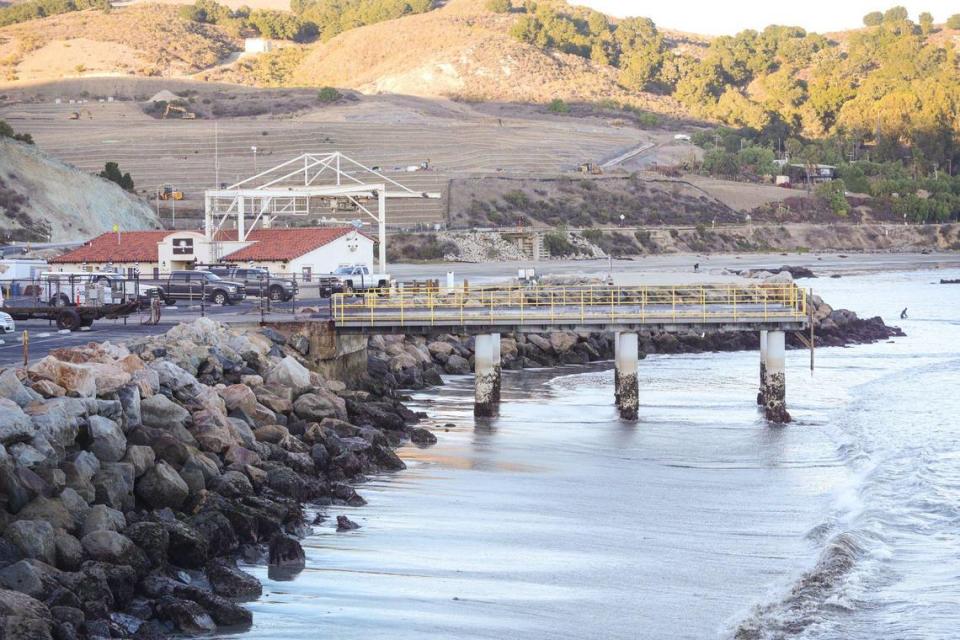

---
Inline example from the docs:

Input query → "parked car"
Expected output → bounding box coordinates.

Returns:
[200,265,298,302]
[154,271,246,305]
[0,311,14,333]
[328,265,390,292]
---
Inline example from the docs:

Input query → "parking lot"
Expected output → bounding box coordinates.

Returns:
[0,296,334,368]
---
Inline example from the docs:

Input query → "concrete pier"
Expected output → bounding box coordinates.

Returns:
[613,331,621,408]
[615,332,639,420]
[474,333,501,417]
[758,330,768,405]
[491,333,501,404]
[762,330,790,423]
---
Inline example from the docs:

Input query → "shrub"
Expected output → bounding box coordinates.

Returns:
[547,98,570,114]
[947,14,960,29]
[0,119,33,144]
[99,161,135,192]
[543,229,575,256]
[317,86,341,102]
[485,0,510,12]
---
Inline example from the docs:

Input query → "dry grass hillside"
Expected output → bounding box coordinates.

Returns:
[0,5,238,83]
[0,137,159,241]
[251,0,681,112]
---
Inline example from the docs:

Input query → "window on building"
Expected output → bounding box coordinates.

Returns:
[172,238,194,255]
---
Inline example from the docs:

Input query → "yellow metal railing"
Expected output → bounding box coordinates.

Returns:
[331,283,808,327]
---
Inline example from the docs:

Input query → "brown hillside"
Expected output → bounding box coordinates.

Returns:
[285,0,682,112]
[0,5,238,83]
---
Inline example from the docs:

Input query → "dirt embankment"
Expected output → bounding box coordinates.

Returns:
[0,138,159,242]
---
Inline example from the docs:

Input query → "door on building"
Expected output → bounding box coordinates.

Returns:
[301,267,312,283]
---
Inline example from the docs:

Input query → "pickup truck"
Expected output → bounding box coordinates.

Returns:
[200,266,297,302]
[329,265,391,292]
[154,271,246,305]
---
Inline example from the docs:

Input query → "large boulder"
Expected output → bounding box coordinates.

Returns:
[549,331,579,353]
[0,588,51,640]
[0,369,39,407]
[219,384,258,416]
[206,558,262,598]
[0,399,33,447]
[293,392,344,422]
[26,397,87,449]
[28,357,97,397]
[80,531,137,565]
[135,462,189,510]
[3,520,56,565]
[265,356,311,390]
[444,354,470,375]
[92,462,136,512]
[121,445,155,478]
[82,505,126,537]
[16,495,85,534]
[87,416,126,463]
[140,395,190,430]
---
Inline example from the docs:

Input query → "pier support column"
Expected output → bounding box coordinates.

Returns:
[763,330,790,423]
[491,333,501,404]
[615,332,639,420]
[613,331,621,408]
[474,334,500,417]
[757,330,768,405]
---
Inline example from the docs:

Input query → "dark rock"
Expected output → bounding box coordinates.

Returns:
[408,427,437,446]
[92,463,135,512]
[135,462,189,511]
[155,596,215,634]
[267,534,304,569]
[162,520,209,568]
[4,520,56,565]
[123,522,169,569]
[188,511,238,557]
[335,515,360,531]
[206,558,262,598]
[53,532,82,572]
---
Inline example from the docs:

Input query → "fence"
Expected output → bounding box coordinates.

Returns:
[331,283,809,329]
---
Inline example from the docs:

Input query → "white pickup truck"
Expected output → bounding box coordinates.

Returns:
[329,265,391,292]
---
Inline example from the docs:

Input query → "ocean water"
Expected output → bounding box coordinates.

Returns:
[219,267,960,640]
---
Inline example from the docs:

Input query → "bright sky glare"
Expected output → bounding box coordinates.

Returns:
[574,1,957,35]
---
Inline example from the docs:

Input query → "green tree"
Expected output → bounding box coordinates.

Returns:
[947,14,960,29]
[863,11,883,26]
[918,11,934,34]
[883,6,909,24]
[99,162,134,192]
[0,119,34,144]
[485,0,510,13]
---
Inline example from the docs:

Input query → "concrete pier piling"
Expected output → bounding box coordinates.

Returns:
[491,333,501,404]
[615,332,639,420]
[758,329,768,405]
[474,333,501,417]
[762,330,790,423]
[613,331,621,408]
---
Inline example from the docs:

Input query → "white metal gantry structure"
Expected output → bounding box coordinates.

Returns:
[203,152,441,273]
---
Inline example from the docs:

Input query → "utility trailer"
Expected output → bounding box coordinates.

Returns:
[3,300,142,331]
[0,272,156,330]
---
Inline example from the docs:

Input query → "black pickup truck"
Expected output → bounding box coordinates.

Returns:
[200,266,298,302]
[154,271,246,305]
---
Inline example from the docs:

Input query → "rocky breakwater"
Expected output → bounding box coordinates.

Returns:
[0,318,434,639]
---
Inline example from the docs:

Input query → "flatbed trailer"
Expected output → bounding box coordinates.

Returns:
[3,300,143,331]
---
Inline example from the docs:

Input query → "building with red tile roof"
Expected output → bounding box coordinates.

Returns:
[50,227,374,279]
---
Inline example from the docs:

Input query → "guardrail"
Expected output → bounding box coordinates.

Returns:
[331,283,808,328]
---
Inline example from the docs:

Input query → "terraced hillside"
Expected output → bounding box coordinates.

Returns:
[0,93,650,228]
